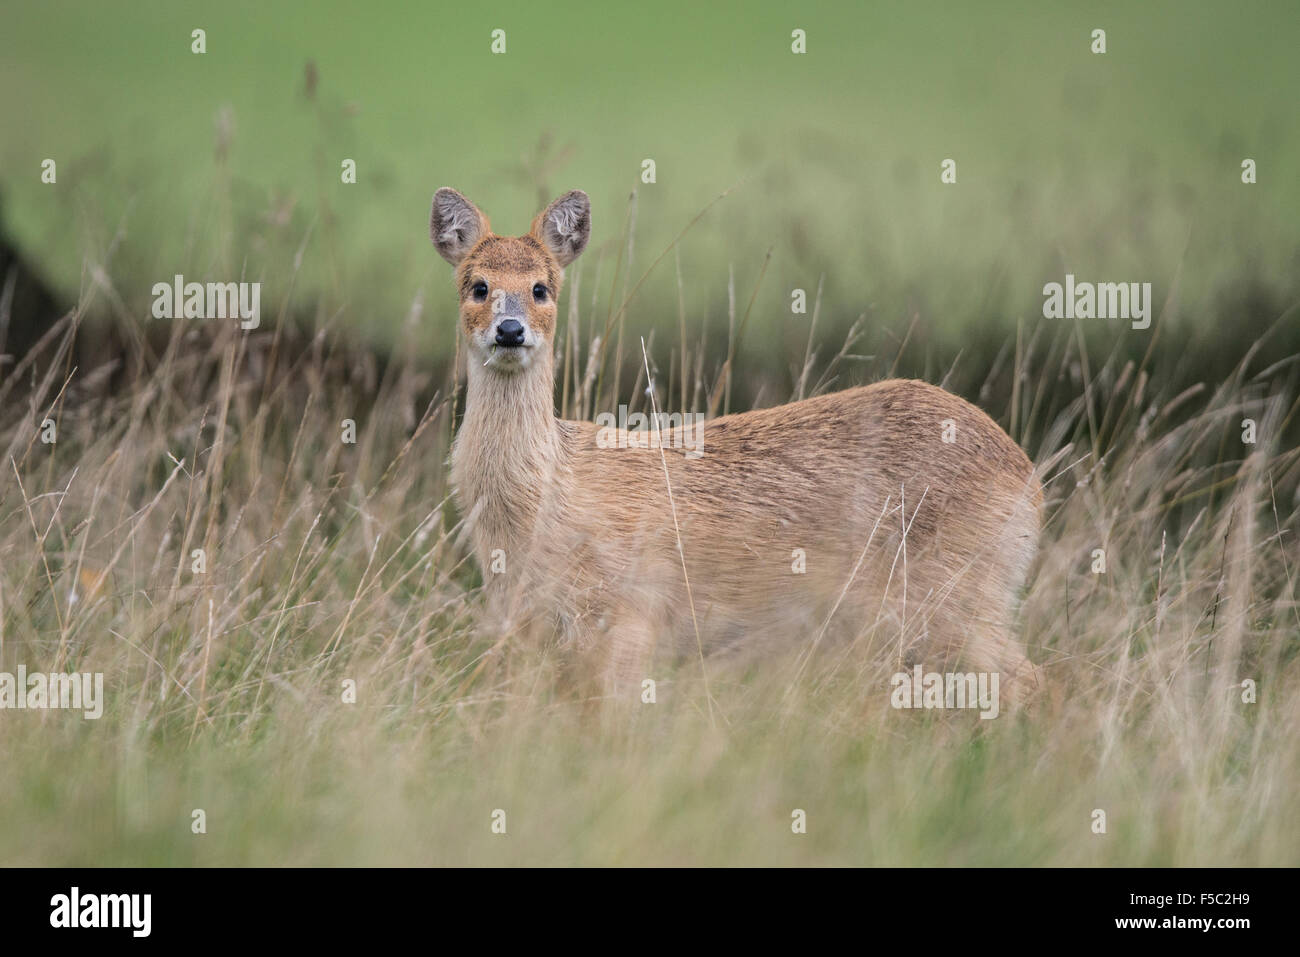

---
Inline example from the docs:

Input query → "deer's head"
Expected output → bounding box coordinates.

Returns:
[431,188,590,374]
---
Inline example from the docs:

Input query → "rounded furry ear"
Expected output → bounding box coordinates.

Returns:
[430,188,488,265]
[531,190,591,267]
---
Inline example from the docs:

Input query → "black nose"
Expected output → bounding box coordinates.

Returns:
[495,318,525,347]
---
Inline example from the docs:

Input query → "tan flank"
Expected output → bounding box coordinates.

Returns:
[432,188,1044,702]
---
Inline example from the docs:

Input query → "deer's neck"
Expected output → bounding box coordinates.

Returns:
[453,357,563,562]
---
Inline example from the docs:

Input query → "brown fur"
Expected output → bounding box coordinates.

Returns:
[432,188,1044,703]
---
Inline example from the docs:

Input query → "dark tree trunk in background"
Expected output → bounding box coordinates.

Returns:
[0,205,65,375]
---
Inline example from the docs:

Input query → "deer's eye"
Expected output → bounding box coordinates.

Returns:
[532,283,548,303]
[471,280,489,302]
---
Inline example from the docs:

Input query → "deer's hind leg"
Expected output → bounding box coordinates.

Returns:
[598,611,659,703]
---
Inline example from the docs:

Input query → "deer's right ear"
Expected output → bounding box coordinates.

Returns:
[430,188,488,265]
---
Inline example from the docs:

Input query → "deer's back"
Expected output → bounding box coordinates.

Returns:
[546,379,1041,651]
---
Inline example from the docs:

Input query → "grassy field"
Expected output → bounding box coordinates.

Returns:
[1,1,1298,866]
[2,0,1298,368]
[1,270,1297,865]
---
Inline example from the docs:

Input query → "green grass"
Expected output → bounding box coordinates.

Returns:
[2,0,1298,370]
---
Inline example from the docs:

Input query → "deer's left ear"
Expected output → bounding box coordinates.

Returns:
[531,190,591,267]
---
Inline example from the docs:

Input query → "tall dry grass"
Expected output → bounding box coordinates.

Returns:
[0,221,1297,865]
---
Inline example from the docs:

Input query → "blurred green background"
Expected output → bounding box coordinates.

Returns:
[1,0,1297,387]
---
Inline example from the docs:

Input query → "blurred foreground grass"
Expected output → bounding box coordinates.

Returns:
[0,280,1297,865]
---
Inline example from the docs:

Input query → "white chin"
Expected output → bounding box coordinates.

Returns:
[481,346,533,371]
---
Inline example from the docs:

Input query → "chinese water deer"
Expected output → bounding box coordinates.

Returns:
[432,187,1044,703]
